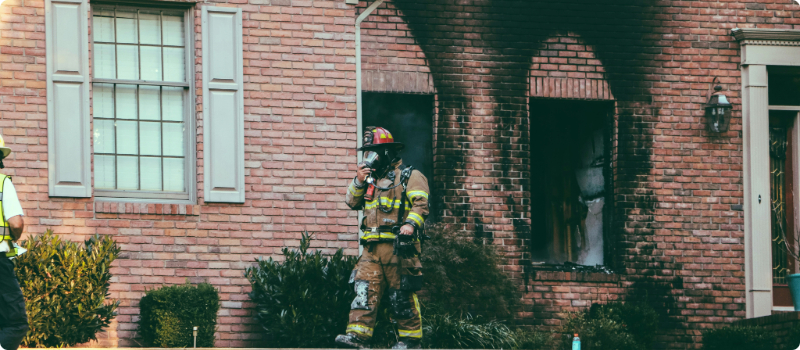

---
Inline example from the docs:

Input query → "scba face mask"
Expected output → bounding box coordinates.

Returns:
[362,148,394,173]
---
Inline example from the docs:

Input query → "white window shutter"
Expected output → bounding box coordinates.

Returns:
[202,6,245,203]
[46,0,91,197]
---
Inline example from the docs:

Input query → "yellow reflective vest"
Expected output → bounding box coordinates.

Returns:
[0,174,17,257]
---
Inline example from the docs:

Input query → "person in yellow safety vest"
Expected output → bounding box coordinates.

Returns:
[0,135,29,350]
[335,127,429,350]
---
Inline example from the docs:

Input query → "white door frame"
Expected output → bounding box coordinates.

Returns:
[734,28,800,318]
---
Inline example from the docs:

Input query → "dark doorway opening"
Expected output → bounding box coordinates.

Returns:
[530,99,615,266]
[363,92,435,216]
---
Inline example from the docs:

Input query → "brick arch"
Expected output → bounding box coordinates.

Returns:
[359,2,433,93]
[530,32,614,100]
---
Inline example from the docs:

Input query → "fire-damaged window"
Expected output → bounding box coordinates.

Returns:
[530,100,614,266]
[362,92,434,187]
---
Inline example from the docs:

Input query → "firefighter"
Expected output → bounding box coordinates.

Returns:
[335,127,430,350]
[0,135,29,350]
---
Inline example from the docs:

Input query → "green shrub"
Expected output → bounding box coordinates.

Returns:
[422,313,516,349]
[513,328,558,350]
[588,302,659,348]
[14,231,120,348]
[137,283,220,347]
[419,313,555,349]
[245,231,357,348]
[563,302,660,350]
[563,312,642,350]
[419,223,517,318]
[788,323,800,350]
[702,325,774,350]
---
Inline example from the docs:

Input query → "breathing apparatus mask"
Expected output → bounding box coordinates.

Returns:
[360,147,396,201]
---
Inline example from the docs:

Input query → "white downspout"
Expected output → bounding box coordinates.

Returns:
[356,0,385,157]
[355,0,384,255]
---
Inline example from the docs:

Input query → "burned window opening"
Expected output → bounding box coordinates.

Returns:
[530,100,614,266]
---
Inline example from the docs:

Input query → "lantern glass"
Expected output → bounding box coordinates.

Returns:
[705,93,732,133]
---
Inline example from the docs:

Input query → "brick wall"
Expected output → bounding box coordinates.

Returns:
[1,0,798,347]
[356,0,757,348]
[1,0,357,346]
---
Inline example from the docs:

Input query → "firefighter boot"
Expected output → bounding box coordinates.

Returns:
[391,338,421,349]
[335,333,368,349]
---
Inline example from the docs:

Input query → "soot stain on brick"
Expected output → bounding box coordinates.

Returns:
[386,1,691,345]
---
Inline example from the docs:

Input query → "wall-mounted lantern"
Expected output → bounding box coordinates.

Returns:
[705,80,732,133]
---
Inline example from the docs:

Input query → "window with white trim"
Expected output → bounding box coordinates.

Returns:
[90,5,192,200]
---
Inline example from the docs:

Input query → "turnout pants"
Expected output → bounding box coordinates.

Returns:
[0,257,28,350]
[347,242,422,341]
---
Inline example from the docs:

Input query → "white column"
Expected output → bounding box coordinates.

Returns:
[742,64,773,318]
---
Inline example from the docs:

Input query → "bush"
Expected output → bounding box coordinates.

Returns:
[563,301,660,350]
[422,313,516,349]
[137,283,220,347]
[588,302,659,348]
[421,313,555,350]
[420,223,517,318]
[246,231,357,348]
[702,325,774,350]
[789,323,800,350]
[14,231,120,348]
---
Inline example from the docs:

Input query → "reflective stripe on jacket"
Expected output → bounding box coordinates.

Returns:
[345,159,429,242]
[0,174,15,257]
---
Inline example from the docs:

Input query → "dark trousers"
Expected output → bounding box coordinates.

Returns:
[0,257,28,350]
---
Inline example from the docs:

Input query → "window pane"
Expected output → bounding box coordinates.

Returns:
[115,10,138,44]
[162,87,184,121]
[163,47,185,82]
[93,15,115,42]
[116,120,138,155]
[115,85,137,120]
[164,157,184,192]
[92,7,115,17]
[138,85,160,120]
[140,157,162,190]
[140,46,162,81]
[116,45,139,80]
[162,15,184,46]
[140,122,162,156]
[94,119,115,154]
[769,67,800,106]
[139,12,161,45]
[117,156,139,190]
[95,155,116,189]
[163,123,184,156]
[93,44,116,79]
[93,83,114,119]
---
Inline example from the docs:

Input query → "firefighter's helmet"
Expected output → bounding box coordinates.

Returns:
[359,126,404,151]
[0,135,11,158]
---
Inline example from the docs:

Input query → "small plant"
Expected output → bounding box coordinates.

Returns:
[14,231,120,348]
[245,231,357,348]
[137,283,220,347]
[563,301,660,350]
[702,325,774,350]
[420,223,517,318]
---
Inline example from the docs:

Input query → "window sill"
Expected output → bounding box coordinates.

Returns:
[530,268,619,283]
[94,200,200,216]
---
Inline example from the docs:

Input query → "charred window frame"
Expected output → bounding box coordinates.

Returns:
[529,99,615,267]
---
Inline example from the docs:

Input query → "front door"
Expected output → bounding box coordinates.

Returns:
[768,67,800,308]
